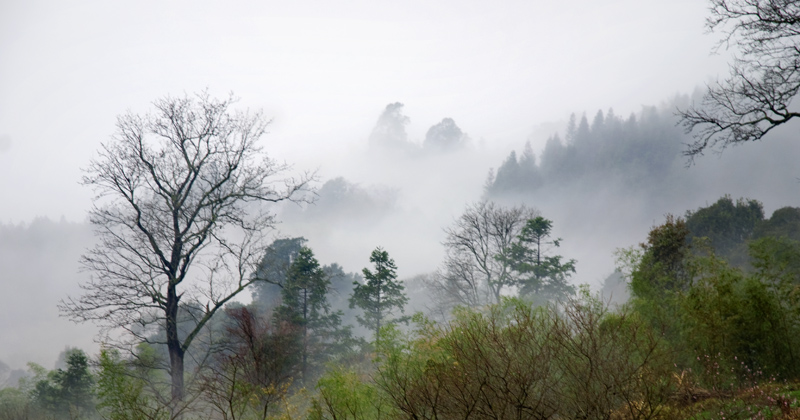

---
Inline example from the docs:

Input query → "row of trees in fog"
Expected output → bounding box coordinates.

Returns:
[8,193,800,419]
[486,106,682,197]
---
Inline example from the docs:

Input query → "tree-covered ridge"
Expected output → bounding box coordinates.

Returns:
[486,106,683,197]
[682,195,800,268]
[4,0,800,414]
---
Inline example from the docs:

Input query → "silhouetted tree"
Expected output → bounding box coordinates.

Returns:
[33,349,94,419]
[60,92,312,412]
[275,246,350,384]
[369,103,416,153]
[685,195,764,258]
[251,237,308,311]
[679,0,800,157]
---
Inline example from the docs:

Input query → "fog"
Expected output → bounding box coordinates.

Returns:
[1,0,796,373]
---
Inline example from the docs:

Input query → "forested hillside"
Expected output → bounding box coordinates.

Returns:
[486,106,680,197]
[2,0,800,418]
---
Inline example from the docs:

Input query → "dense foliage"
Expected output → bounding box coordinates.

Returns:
[6,197,800,419]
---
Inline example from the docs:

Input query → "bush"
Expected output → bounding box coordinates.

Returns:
[372,295,674,419]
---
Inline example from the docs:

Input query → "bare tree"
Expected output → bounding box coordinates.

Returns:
[60,91,313,415]
[679,0,800,158]
[200,307,299,420]
[427,201,539,309]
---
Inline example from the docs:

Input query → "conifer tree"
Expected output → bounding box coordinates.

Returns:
[349,248,409,341]
[500,217,576,302]
[275,246,347,384]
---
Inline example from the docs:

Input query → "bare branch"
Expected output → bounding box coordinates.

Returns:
[60,91,315,410]
[678,0,800,158]
[429,201,539,310]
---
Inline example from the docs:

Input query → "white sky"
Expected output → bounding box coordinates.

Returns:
[0,0,741,370]
[0,0,728,223]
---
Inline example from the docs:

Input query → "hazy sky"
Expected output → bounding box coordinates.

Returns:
[0,0,744,370]
[0,0,728,223]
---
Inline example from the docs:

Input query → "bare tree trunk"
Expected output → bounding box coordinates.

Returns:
[166,284,185,409]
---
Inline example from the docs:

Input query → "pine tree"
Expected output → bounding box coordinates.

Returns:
[275,246,347,384]
[349,248,409,341]
[33,349,95,418]
[500,217,576,302]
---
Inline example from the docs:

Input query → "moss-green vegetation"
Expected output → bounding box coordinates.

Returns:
[5,196,800,420]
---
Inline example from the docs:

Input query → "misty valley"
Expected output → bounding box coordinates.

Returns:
[2,1,800,419]
[2,93,800,419]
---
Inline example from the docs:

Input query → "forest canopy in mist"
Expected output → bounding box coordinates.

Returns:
[1,0,800,417]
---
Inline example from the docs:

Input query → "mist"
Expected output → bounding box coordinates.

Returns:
[2,91,799,374]
[1,0,798,382]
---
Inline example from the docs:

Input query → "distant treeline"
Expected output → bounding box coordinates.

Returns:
[486,106,682,197]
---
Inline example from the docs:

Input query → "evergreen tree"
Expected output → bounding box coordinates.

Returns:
[251,237,308,311]
[500,217,576,302]
[492,151,520,193]
[349,248,409,341]
[275,246,348,384]
[565,113,577,143]
[33,349,95,418]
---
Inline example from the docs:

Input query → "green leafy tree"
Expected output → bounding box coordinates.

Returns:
[628,210,800,385]
[500,217,576,302]
[349,248,409,341]
[678,237,800,384]
[631,215,692,300]
[32,349,95,419]
[310,367,394,420]
[0,386,36,420]
[685,195,764,264]
[627,215,693,355]
[275,246,350,384]
[96,348,169,420]
[753,206,800,242]
[251,237,308,311]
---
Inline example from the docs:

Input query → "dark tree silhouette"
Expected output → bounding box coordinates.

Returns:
[679,0,800,157]
[60,92,312,414]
